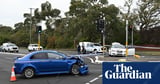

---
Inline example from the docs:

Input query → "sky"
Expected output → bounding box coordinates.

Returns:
[0,0,137,28]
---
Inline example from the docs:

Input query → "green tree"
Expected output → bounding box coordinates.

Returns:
[0,26,13,44]
[136,0,160,31]
[135,0,160,44]
[54,0,124,48]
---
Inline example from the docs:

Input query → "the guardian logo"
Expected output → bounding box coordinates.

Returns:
[105,64,152,79]
[103,62,160,84]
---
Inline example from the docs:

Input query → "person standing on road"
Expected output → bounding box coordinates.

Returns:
[82,46,86,54]
[77,45,81,54]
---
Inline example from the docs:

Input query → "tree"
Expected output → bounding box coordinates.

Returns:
[133,0,160,44]
[34,1,61,48]
[54,0,125,47]
[0,26,13,44]
[40,1,61,29]
[136,0,160,31]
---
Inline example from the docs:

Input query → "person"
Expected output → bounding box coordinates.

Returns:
[82,46,86,54]
[77,45,81,54]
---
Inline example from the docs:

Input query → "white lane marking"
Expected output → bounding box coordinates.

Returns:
[95,56,103,64]
[4,57,13,60]
[73,53,97,57]
[89,77,99,83]
[99,75,102,78]
[85,74,102,84]
[0,52,25,56]
[86,57,95,63]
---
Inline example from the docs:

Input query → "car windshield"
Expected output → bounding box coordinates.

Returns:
[32,44,38,47]
[112,44,125,48]
[87,43,94,47]
[8,44,16,46]
[94,43,101,46]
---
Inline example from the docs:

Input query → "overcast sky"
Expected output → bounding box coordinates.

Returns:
[0,0,136,28]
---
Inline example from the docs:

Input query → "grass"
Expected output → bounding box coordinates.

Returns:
[136,50,160,56]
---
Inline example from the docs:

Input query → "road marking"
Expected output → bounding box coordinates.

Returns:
[95,56,103,64]
[85,74,102,84]
[4,57,13,60]
[0,52,25,56]
[73,53,97,57]
[86,57,95,63]
[99,74,102,77]
[89,77,99,83]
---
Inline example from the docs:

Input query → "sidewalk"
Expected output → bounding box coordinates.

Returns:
[94,55,156,63]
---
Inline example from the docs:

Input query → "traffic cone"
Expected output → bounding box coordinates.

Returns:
[10,66,16,82]
[134,54,140,59]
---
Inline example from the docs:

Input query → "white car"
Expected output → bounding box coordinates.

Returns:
[79,42,106,53]
[108,42,135,56]
[2,42,19,52]
[28,44,43,52]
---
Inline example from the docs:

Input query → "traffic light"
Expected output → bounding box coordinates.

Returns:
[128,25,133,33]
[96,19,100,31]
[36,26,42,33]
[96,19,105,32]
[99,19,104,29]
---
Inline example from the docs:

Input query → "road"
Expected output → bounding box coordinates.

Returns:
[0,50,102,84]
[1,49,160,84]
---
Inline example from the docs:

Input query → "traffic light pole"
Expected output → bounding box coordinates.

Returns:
[102,17,106,56]
[131,26,133,46]
[38,33,41,50]
[125,20,128,57]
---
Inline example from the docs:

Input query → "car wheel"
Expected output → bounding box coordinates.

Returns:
[71,64,80,75]
[23,68,35,79]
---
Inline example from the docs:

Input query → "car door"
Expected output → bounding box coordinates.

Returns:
[30,52,53,72]
[47,52,68,72]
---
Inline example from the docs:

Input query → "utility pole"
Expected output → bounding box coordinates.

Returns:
[36,24,42,50]
[96,13,106,56]
[29,8,34,44]
[125,20,129,57]
[102,16,106,56]
[131,25,133,46]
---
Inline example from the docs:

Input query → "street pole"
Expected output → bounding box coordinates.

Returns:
[102,17,106,56]
[29,8,34,44]
[38,33,41,50]
[125,20,128,57]
[131,26,133,46]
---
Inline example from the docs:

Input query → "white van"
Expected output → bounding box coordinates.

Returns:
[79,42,105,54]
[108,42,135,56]
[2,42,19,52]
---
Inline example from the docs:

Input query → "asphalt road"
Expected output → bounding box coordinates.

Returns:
[0,50,102,84]
[1,49,160,84]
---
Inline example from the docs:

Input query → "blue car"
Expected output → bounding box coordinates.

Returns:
[14,50,88,78]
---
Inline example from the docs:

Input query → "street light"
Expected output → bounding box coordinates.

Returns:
[29,8,35,44]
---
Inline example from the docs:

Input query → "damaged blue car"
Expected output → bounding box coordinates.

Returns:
[14,50,88,78]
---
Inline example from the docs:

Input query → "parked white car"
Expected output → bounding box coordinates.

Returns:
[28,44,43,52]
[108,42,135,56]
[79,42,106,54]
[2,42,19,52]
